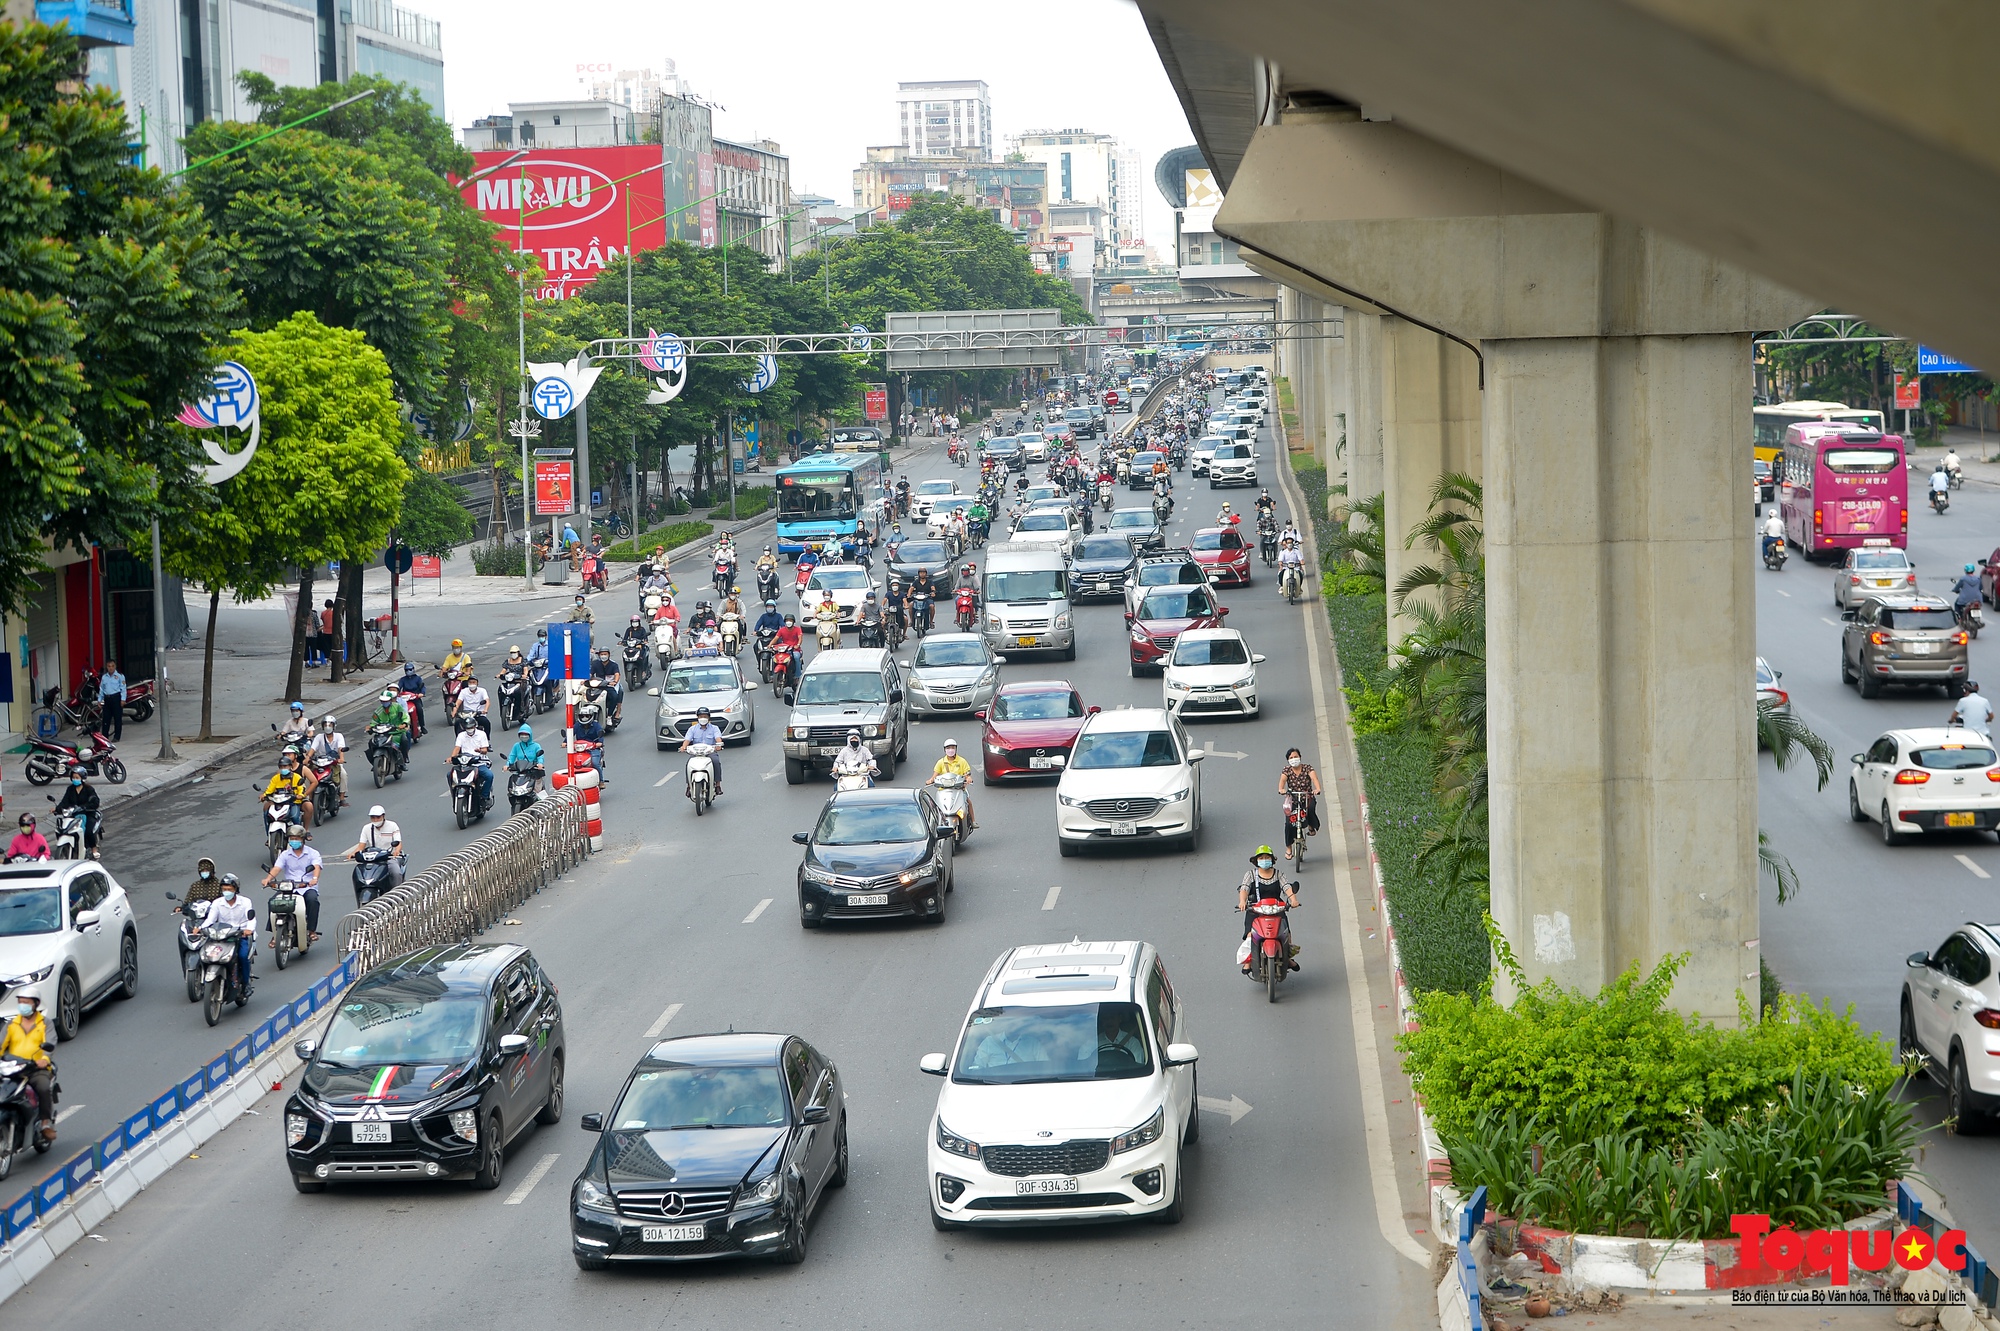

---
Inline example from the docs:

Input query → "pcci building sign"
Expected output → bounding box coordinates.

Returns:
[465,146,666,300]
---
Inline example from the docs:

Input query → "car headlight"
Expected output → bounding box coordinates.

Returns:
[1161,786,1192,804]
[1131,626,1151,642]
[987,616,1002,628]
[285,1113,309,1147]
[575,1176,617,1213]
[1055,613,1072,629]
[900,853,944,886]
[986,740,1005,754]
[1235,673,1257,689]
[1112,1107,1166,1155]
[803,863,841,886]
[742,1173,782,1204]
[789,726,809,739]
[449,1108,480,1141]
[1057,792,1087,807]
[3,965,53,987]
[863,724,885,739]
[936,1119,981,1160]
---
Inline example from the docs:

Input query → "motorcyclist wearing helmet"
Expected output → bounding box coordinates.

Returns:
[754,599,786,638]
[441,638,470,674]
[263,752,315,830]
[831,728,878,785]
[925,739,976,828]
[2,993,57,1144]
[624,613,651,650]
[371,687,412,761]
[1236,846,1301,973]
[858,589,884,643]
[343,805,407,888]
[680,707,724,796]
[1254,489,1276,519]
[53,766,104,856]
[1955,562,1983,611]
[589,645,624,723]
[397,658,428,736]
[1217,501,1238,527]
[263,830,323,939]
[772,614,804,691]
[309,712,348,808]
[6,814,50,862]
[454,673,491,736]
[279,699,311,748]
[567,591,594,624]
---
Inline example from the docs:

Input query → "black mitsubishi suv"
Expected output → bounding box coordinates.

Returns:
[285,943,565,1193]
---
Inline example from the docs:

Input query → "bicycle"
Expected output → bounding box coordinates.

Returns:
[1284,796,1310,866]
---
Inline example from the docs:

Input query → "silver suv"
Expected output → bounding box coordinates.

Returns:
[782,647,911,783]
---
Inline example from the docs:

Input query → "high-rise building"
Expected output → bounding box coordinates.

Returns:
[713,137,794,265]
[852,145,1047,244]
[578,58,691,114]
[1008,128,1141,253]
[896,79,991,160]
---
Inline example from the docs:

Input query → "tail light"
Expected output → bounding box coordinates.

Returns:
[1985,770,2000,783]
[1814,508,1823,530]
[1902,508,1909,531]
[1908,573,1918,585]
[1956,632,1971,645]
[1870,631,1888,645]
[1770,689,1789,707]
[1850,575,1862,585]
[1894,769,1931,784]
[1975,1009,2000,1030]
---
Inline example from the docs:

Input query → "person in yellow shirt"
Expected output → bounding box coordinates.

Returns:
[262,754,316,830]
[441,639,471,674]
[1,993,56,1143]
[924,739,977,831]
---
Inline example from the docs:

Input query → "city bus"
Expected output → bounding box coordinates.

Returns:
[1777,423,1907,559]
[829,425,884,452]
[773,452,884,558]
[1753,400,1886,468]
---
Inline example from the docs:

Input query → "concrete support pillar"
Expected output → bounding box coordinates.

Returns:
[1380,318,1482,643]
[1291,292,1318,460]
[1320,304,1348,478]
[1485,332,1760,1019]
[1343,309,1384,528]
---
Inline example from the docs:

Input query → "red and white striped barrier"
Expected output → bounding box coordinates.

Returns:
[570,762,603,851]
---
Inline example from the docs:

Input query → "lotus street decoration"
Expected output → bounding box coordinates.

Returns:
[527,355,606,420]
[642,329,688,405]
[175,360,261,484]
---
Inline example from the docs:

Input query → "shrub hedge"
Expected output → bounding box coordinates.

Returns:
[601,520,714,565]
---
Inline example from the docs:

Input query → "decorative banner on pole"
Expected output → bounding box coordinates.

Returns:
[527,355,606,420]
[1894,373,1921,410]
[176,360,261,483]
[741,353,778,394]
[863,384,889,422]
[850,324,872,351]
[535,460,575,515]
[642,329,688,405]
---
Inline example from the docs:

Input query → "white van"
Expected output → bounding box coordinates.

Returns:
[981,544,1075,660]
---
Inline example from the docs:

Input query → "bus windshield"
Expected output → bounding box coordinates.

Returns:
[778,479,855,520]
[1822,448,1900,474]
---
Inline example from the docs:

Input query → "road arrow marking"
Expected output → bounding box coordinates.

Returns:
[1203,748,1249,760]
[1041,884,1062,911]
[742,898,772,924]
[1197,1094,1252,1124]
[645,1002,684,1038]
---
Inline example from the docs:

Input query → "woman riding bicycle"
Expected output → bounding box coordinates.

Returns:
[1278,747,1322,850]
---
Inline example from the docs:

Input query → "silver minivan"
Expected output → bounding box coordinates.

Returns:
[981,544,1076,661]
[782,647,911,782]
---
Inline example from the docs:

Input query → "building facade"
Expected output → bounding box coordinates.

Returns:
[895,79,990,160]
[1007,128,1140,253]
[852,145,1046,243]
[713,137,793,265]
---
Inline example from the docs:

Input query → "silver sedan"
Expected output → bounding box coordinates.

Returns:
[900,633,1005,719]
[653,655,758,749]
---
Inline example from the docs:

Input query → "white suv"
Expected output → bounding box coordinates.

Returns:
[1848,727,2000,844]
[920,940,1200,1228]
[1902,923,2000,1127]
[1054,708,1204,855]
[0,861,140,1040]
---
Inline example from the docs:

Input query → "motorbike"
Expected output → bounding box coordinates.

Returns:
[585,680,621,732]
[168,893,207,1001]
[713,557,734,597]
[652,619,681,671]
[1152,493,1172,525]
[308,754,341,825]
[720,611,744,659]
[756,567,781,603]
[1951,464,1966,491]
[261,789,300,867]
[1245,891,1299,1003]
[0,1053,55,1178]
[832,756,875,792]
[1959,600,1985,640]
[816,615,841,652]
[955,587,979,633]
[1932,487,1951,515]
[912,589,935,636]
[507,759,544,814]
[351,848,399,907]
[1100,482,1115,511]
[1259,525,1279,566]
[122,677,158,723]
[439,665,467,715]
[1280,563,1305,604]
[197,917,252,1026]
[754,627,779,683]
[947,440,963,465]
[528,658,556,714]
[48,808,90,860]
[449,753,491,830]
[623,636,652,688]
[268,880,308,968]
[398,686,427,741]
[23,732,124,786]
[1761,537,1788,571]
[581,556,608,593]
[858,616,885,649]
[497,667,529,730]
[365,723,406,787]
[685,741,718,815]
[933,771,972,847]
[770,642,800,702]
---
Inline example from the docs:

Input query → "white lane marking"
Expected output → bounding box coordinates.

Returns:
[644,1002,685,1039]
[1196,1093,1252,1124]
[742,898,772,924]
[1775,589,1791,598]
[653,769,679,787]
[1957,855,1991,880]
[55,1104,84,1124]
[1041,884,1062,911]
[1303,598,1430,1268]
[1821,617,1841,626]
[503,1152,561,1205]
[762,759,785,781]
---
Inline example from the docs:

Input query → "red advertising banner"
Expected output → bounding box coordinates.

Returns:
[535,461,575,515]
[463,146,666,301]
[864,387,889,422]
[887,192,914,213]
[1894,373,1921,410]
[411,554,443,579]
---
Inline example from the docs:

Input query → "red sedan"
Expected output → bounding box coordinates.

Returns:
[1190,526,1252,586]
[1127,584,1229,676]
[979,682,1096,783]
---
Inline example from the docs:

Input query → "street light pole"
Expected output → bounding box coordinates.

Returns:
[149,518,174,761]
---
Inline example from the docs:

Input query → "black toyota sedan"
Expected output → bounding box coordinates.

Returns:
[794,787,955,926]
[285,943,565,1193]
[569,1033,847,1268]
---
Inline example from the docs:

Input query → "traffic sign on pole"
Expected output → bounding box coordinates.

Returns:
[383,544,414,576]
[1919,346,1980,374]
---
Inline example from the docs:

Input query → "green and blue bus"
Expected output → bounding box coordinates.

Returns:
[773,452,884,558]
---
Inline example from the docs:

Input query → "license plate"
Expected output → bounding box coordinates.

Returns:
[350,1122,391,1144]
[1111,821,1136,836]
[640,1224,707,1243]
[1908,641,1938,655]
[1016,636,1039,647]
[1946,812,1978,828]
[848,893,890,906]
[1016,1177,1080,1195]
[818,746,845,756]
[1029,755,1064,769]
[1873,579,1894,587]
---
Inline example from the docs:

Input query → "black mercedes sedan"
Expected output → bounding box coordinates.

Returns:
[1069,533,1140,603]
[569,1033,847,1268]
[885,537,956,587]
[794,787,956,926]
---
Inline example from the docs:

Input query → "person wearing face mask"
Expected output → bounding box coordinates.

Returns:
[6,814,50,862]
[184,855,226,907]
[1236,846,1302,974]
[0,993,57,1143]
[1277,747,1322,848]
[52,766,103,857]
[262,827,324,941]
[204,874,258,998]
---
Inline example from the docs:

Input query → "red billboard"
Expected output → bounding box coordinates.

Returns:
[863,386,889,422]
[887,192,914,213]
[1894,373,1921,410]
[464,146,667,301]
[534,460,575,515]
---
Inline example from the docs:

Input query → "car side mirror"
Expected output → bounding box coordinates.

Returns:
[744,681,759,691]
[646,687,659,696]
[992,655,1007,666]
[936,822,958,838]
[918,1053,948,1076]
[1850,753,1864,765]
[73,910,100,930]
[1163,1042,1200,1067]
[1252,654,1267,664]
[791,831,810,845]
[579,1112,604,1133]
[1217,607,1229,617]
[1087,705,1102,715]
[293,1039,318,1062]
[899,659,912,668]
[801,1104,831,1126]
[1774,669,1783,679]
[973,709,986,721]
[497,1033,530,1057]
[1124,613,1134,625]
[1840,610,1857,621]
[1908,951,1932,969]
[890,689,904,703]
[1187,750,1206,762]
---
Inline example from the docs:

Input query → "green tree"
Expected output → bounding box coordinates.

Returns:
[0,21,241,613]
[162,313,410,717]
[396,471,475,557]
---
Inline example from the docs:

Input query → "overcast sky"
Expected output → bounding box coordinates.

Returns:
[418,0,1197,246]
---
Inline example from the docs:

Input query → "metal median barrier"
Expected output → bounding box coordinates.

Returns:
[337,786,590,971]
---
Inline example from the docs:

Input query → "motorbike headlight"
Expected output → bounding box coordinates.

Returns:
[936,1119,981,1160]
[743,1173,783,1204]
[1112,1106,1166,1155]
[575,1176,617,1214]
[449,1108,480,1142]
[285,1113,310,1147]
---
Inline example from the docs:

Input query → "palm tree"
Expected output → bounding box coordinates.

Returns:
[1756,701,1833,904]
[1322,487,1386,591]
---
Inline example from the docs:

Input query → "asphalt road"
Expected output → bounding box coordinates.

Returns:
[1753,468,2000,1241]
[8,410,1434,1327]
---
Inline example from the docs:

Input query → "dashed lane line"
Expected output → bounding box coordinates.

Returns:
[644,1002,684,1039]
[653,769,680,787]
[1041,884,1062,911]
[1957,854,1991,880]
[742,898,772,924]
[502,1153,561,1205]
